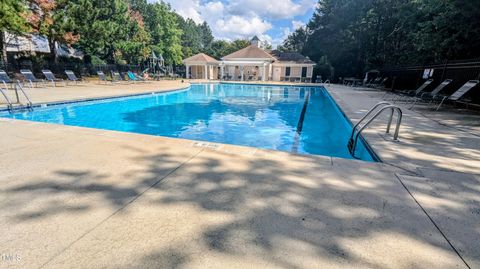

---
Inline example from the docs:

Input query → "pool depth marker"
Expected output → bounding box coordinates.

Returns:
[291,90,311,153]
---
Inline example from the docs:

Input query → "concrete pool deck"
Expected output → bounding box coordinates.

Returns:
[0,81,478,268]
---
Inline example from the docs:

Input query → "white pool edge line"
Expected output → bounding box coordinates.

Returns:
[0,85,192,112]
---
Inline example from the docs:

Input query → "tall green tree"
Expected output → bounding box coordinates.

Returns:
[58,0,132,63]
[0,0,30,67]
[281,0,480,80]
[143,2,183,65]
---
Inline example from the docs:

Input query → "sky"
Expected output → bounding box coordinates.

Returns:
[155,0,317,47]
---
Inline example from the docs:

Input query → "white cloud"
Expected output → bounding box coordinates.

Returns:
[215,16,272,39]
[160,0,314,43]
[292,20,305,30]
[228,0,313,20]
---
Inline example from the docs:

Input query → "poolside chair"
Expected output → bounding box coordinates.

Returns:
[64,70,84,85]
[126,71,137,83]
[372,77,388,89]
[0,70,13,89]
[133,72,149,83]
[366,77,381,87]
[42,69,65,87]
[126,71,146,83]
[433,80,480,110]
[408,79,453,107]
[384,79,433,100]
[20,69,45,88]
[119,72,131,83]
[97,71,112,84]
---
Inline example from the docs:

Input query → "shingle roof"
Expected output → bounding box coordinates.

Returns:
[270,50,315,64]
[222,45,276,60]
[183,53,219,64]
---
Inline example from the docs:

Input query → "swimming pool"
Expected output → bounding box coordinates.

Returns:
[0,83,376,161]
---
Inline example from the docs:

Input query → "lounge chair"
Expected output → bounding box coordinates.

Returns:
[42,69,65,87]
[433,80,480,110]
[133,72,149,82]
[127,71,147,83]
[65,70,84,85]
[384,79,433,100]
[20,69,45,87]
[408,79,453,107]
[371,77,388,88]
[97,71,111,84]
[366,77,381,87]
[112,71,129,83]
[126,71,136,83]
[0,70,13,89]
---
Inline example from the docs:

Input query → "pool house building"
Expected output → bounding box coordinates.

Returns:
[183,36,315,82]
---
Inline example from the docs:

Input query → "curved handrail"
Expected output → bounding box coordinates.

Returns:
[0,87,13,110]
[348,104,403,157]
[14,80,33,108]
[349,102,391,140]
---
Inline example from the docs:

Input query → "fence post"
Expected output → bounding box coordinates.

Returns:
[440,59,449,82]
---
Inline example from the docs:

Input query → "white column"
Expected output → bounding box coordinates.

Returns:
[186,65,190,79]
[268,64,273,81]
[220,64,224,80]
[204,65,208,79]
[262,63,267,81]
[241,66,244,81]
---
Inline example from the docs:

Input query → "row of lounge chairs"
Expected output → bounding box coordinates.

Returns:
[1,69,149,90]
[0,69,84,89]
[382,79,480,110]
[97,71,149,84]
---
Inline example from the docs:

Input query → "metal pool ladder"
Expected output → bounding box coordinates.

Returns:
[348,102,403,158]
[0,87,14,110]
[0,81,33,112]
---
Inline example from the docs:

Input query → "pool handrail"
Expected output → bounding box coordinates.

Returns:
[348,102,402,158]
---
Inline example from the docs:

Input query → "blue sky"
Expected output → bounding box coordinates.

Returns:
[158,0,317,47]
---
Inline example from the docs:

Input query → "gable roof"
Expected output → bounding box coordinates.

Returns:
[270,50,315,64]
[183,53,219,64]
[222,45,275,60]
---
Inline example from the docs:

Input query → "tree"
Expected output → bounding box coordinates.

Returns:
[143,1,183,65]
[278,27,308,52]
[281,0,480,80]
[115,3,151,64]
[57,0,132,63]
[28,0,80,63]
[199,21,213,49]
[0,0,30,67]
[177,17,202,58]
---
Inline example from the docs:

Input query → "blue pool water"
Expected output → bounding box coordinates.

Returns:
[0,83,375,161]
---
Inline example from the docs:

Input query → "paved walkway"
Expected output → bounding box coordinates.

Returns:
[327,85,480,175]
[0,83,478,268]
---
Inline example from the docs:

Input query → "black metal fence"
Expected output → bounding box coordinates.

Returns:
[381,58,480,104]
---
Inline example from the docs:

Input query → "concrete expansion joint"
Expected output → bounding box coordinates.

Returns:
[393,173,472,269]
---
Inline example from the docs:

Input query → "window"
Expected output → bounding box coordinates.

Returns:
[301,67,308,78]
[285,67,291,77]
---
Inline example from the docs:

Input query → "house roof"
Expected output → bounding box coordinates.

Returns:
[222,45,276,60]
[183,53,219,64]
[270,50,315,64]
